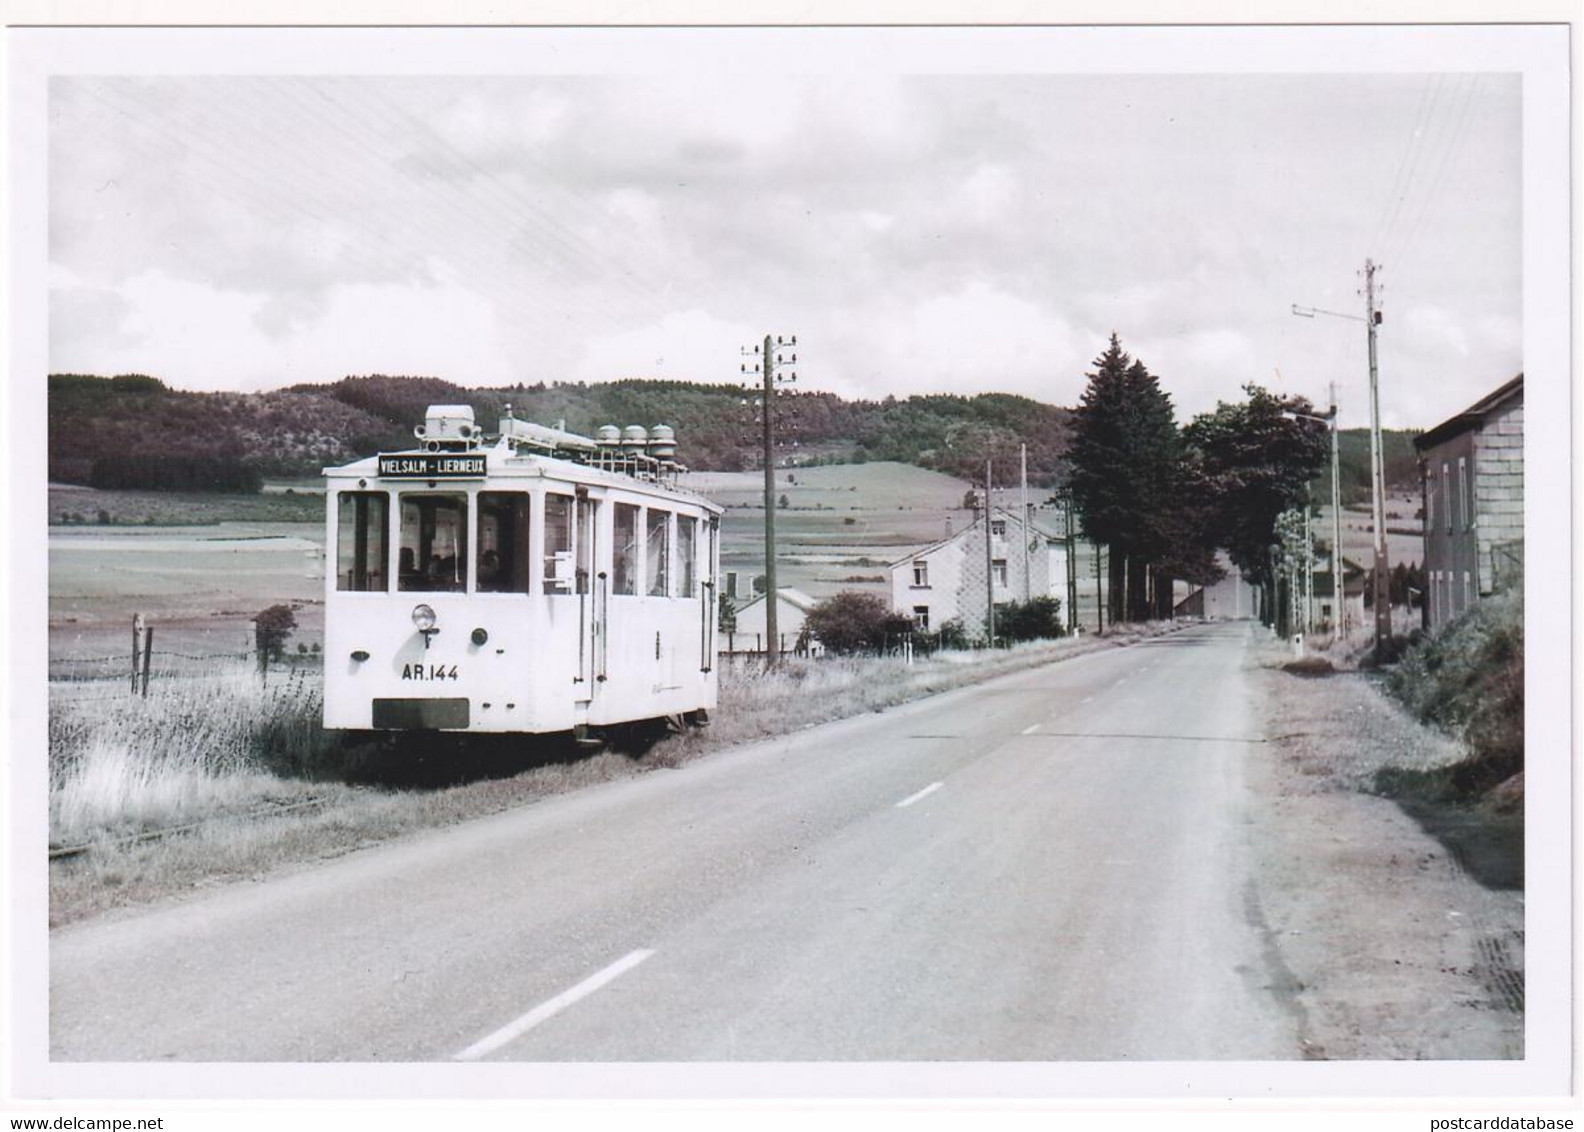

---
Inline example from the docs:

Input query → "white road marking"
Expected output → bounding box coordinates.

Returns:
[454,949,655,1061]
[896,782,943,808]
[1021,723,1040,735]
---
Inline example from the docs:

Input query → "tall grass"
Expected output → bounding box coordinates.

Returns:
[48,666,335,847]
[1383,592,1524,800]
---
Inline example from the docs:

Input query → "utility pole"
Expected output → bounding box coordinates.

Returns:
[741,333,798,666]
[1065,494,1078,634]
[1329,383,1342,639]
[1292,264,1390,654]
[1020,443,1031,602]
[1363,259,1391,651]
[983,460,997,647]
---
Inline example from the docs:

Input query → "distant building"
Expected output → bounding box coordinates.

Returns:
[888,506,1070,640]
[1309,555,1369,636]
[718,586,823,657]
[1413,374,1523,631]
[1173,551,1260,620]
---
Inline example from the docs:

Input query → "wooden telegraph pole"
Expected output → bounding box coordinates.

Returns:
[741,334,798,666]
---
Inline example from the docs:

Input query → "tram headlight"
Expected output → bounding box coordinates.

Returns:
[411,604,438,632]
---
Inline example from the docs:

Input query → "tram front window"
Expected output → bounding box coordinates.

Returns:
[336,491,389,592]
[478,492,532,593]
[398,493,468,593]
[612,504,639,596]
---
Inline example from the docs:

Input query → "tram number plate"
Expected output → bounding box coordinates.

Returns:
[402,663,460,682]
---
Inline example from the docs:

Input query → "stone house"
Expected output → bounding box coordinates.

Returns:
[888,506,1070,641]
[1413,374,1523,631]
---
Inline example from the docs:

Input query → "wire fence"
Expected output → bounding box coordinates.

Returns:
[50,645,324,697]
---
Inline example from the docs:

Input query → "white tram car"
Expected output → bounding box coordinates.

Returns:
[322,404,721,739]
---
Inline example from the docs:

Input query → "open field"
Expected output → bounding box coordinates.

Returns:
[684,461,1069,601]
[49,522,325,669]
[50,484,323,525]
[1319,490,1424,569]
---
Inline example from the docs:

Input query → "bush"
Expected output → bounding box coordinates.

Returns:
[254,604,298,661]
[997,596,1065,642]
[1386,593,1523,793]
[804,591,895,655]
[933,619,971,651]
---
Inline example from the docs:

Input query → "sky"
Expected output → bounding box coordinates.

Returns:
[48,69,1522,431]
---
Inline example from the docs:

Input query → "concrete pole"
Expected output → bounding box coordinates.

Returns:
[984,460,996,647]
[762,334,777,666]
[1329,385,1343,641]
[1020,443,1031,602]
[1365,260,1391,650]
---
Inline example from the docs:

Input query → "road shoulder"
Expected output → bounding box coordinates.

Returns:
[1243,641,1523,1059]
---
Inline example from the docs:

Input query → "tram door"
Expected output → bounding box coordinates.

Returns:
[574,490,599,699]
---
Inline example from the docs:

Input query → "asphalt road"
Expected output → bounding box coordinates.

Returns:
[52,621,1302,1061]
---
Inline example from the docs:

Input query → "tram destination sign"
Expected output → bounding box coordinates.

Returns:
[377,453,487,479]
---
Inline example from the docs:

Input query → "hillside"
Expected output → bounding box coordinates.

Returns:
[1318,428,1423,506]
[48,372,1421,496]
[48,373,1077,487]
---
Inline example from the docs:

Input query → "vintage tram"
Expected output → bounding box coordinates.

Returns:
[322,404,721,740]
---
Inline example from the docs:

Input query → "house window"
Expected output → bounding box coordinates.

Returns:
[992,558,1008,587]
[912,560,929,587]
[1463,570,1473,612]
[1458,457,1471,530]
[990,519,1007,537]
[1426,470,1435,531]
[1442,462,1452,534]
[912,605,930,630]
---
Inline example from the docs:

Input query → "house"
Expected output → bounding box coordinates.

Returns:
[1309,555,1369,635]
[1413,374,1523,631]
[718,586,823,656]
[888,506,1070,640]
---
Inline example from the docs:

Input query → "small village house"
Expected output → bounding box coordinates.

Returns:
[1413,374,1523,631]
[889,506,1070,641]
[717,586,823,657]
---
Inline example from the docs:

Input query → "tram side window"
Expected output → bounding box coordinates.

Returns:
[677,515,698,597]
[543,494,574,594]
[336,491,389,592]
[612,503,639,596]
[478,492,532,593]
[646,509,670,597]
[398,494,468,593]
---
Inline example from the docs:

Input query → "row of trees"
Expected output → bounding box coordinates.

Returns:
[1067,335,1330,627]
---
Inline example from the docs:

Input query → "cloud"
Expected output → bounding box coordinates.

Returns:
[46,73,1522,429]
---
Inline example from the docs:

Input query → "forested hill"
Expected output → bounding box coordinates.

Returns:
[47,372,1420,497]
[46,373,1077,488]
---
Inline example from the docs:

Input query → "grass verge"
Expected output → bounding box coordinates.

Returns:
[48,621,1183,927]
